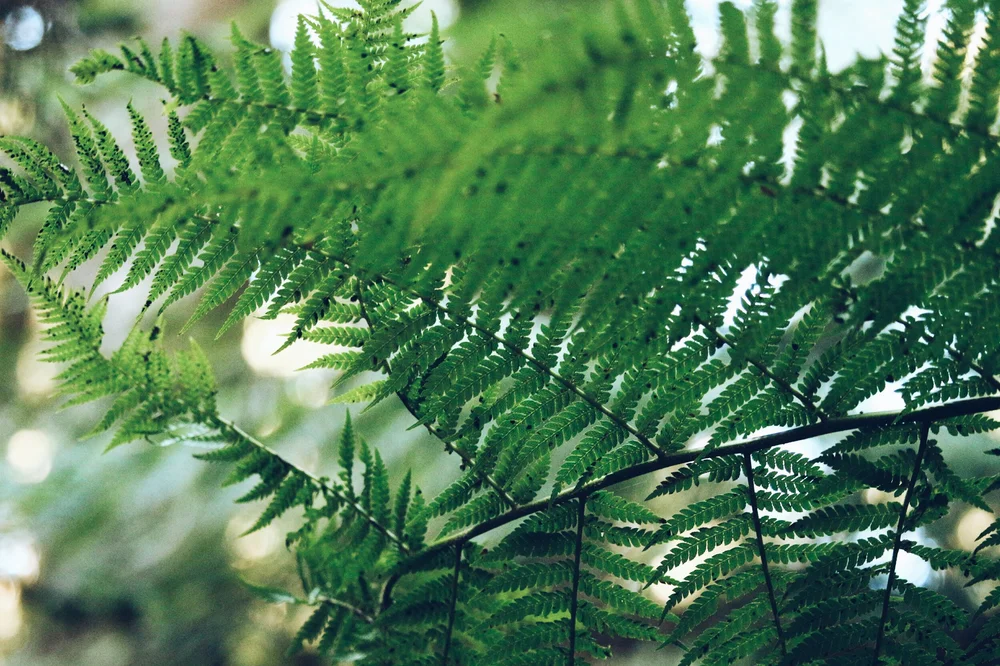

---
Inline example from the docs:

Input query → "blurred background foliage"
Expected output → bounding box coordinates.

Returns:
[1,3,454,665]
[1,1,998,665]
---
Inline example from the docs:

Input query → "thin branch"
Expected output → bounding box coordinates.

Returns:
[699,318,827,422]
[872,420,932,665]
[715,52,1000,145]
[947,343,1000,393]
[743,452,787,656]
[317,596,375,625]
[568,497,587,666]
[970,360,1000,393]
[354,279,518,509]
[908,327,1000,395]
[412,396,1000,564]
[396,389,518,509]
[213,417,410,554]
[198,93,342,127]
[353,271,669,462]
[441,544,463,666]
[379,572,400,613]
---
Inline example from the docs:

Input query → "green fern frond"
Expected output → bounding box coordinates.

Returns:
[4,1,1000,662]
[424,12,446,93]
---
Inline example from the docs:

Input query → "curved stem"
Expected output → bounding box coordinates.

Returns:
[441,544,463,666]
[396,388,517,509]
[214,417,410,554]
[725,55,1000,145]
[567,497,587,666]
[317,596,375,625]
[699,318,826,422]
[903,325,1000,395]
[354,279,517,509]
[743,452,786,656]
[872,420,932,665]
[412,396,1000,564]
[946,343,1000,393]
[355,271,669,462]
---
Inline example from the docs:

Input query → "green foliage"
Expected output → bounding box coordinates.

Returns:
[2,0,1000,663]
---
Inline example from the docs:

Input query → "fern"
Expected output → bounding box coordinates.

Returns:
[3,0,1000,663]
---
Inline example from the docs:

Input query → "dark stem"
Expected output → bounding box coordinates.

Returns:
[319,596,375,625]
[380,572,399,612]
[414,396,1000,564]
[907,326,1000,395]
[743,452,787,656]
[946,343,1000,393]
[354,279,518,509]
[352,272,669,462]
[568,497,587,666]
[215,417,409,553]
[441,543,463,666]
[397,389,518,509]
[872,420,931,665]
[698,318,827,422]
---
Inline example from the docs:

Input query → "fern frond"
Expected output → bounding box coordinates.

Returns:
[6,1,1000,662]
[424,12,446,93]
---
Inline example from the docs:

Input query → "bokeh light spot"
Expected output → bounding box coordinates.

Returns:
[6,429,55,484]
[956,508,995,553]
[0,534,40,583]
[2,7,45,51]
[0,580,22,641]
[241,315,330,378]
[16,339,59,400]
[226,514,280,566]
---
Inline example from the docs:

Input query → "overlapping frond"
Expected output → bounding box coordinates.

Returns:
[3,0,1000,663]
